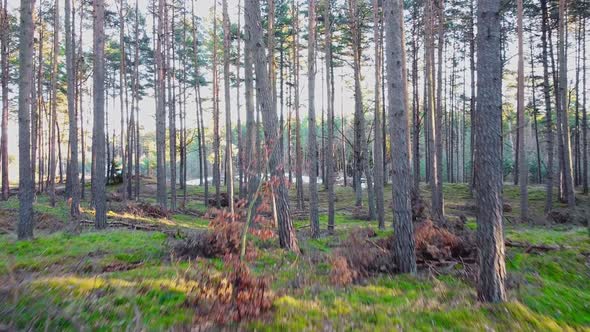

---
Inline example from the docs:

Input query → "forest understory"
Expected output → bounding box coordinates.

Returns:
[1,179,589,331]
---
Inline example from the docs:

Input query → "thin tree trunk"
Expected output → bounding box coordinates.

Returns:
[31,26,38,197]
[37,25,44,194]
[549,14,564,201]
[517,0,528,221]
[245,0,299,252]
[373,0,384,228]
[558,0,575,207]
[325,0,335,233]
[582,17,588,195]
[433,0,445,220]
[237,0,243,198]
[168,3,177,210]
[212,0,221,207]
[0,0,9,201]
[66,0,80,217]
[191,0,207,204]
[17,0,36,238]
[308,0,319,238]
[93,0,107,228]
[529,33,542,184]
[541,0,554,211]
[468,0,476,191]
[156,0,167,208]
[426,0,443,220]
[222,0,234,214]
[411,1,420,192]
[119,0,128,202]
[244,0,257,201]
[49,0,60,206]
[293,0,304,210]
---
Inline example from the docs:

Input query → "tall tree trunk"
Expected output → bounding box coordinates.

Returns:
[517,0,528,221]
[557,0,575,207]
[433,0,445,220]
[17,0,36,238]
[475,0,506,302]
[245,0,299,252]
[237,0,243,198]
[191,0,208,204]
[49,0,59,206]
[168,3,177,210]
[0,0,8,201]
[349,0,375,220]
[307,0,319,238]
[468,0,476,191]
[155,0,167,208]
[529,33,542,184]
[31,27,38,197]
[244,0,257,202]
[36,25,44,194]
[373,0,384,229]
[582,17,588,195]
[222,0,234,214]
[549,13,564,202]
[66,0,80,217]
[131,0,139,200]
[426,0,443,220]
[325,0,335,234]
[292,0,304,210]
[119,0,128,202]
[93,0,107,229]
[385,0,416,273]
[411,1,420,192]
[573,21,586,186]
[212,0,221,207]
[78,8,85,199]
[541,0,554,211]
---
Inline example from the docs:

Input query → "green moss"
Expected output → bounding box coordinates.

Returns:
[170,214,210,229]
[0,230,166,274]
[0,195,72,223]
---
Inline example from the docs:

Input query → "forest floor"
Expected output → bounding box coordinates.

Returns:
[0,179,589,331]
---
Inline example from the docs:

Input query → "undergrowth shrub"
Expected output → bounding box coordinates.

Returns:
[182,257,273,324]
[123,201,170,219]
[330,221,476,285]
[330,227,395,285]
[414,219,464,260]
[172,189,277,260]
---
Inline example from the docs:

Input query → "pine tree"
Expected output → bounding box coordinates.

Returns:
[93,0,107,229]
[308,0,319,238]
[245,0,299,252]
[17,0,35,239]
[475,0,506,302]
[385,0,416,273]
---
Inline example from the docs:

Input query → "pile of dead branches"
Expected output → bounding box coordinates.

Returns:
[124,202,170,219]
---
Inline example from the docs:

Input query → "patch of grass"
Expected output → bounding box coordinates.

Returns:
[0,230,167,275]
[0,195,72,223]
[507,244,590,326]
[7,273,194,331]
[506,226,590,251]
[170,214,210,229]
[252,274,578,331]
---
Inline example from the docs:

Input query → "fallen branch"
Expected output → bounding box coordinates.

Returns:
[505,240,564,252]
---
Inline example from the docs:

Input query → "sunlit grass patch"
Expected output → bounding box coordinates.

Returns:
[0,230,167,275]
[7,274,195,331]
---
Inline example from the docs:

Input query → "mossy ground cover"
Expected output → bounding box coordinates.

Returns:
[1,182,589,330]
